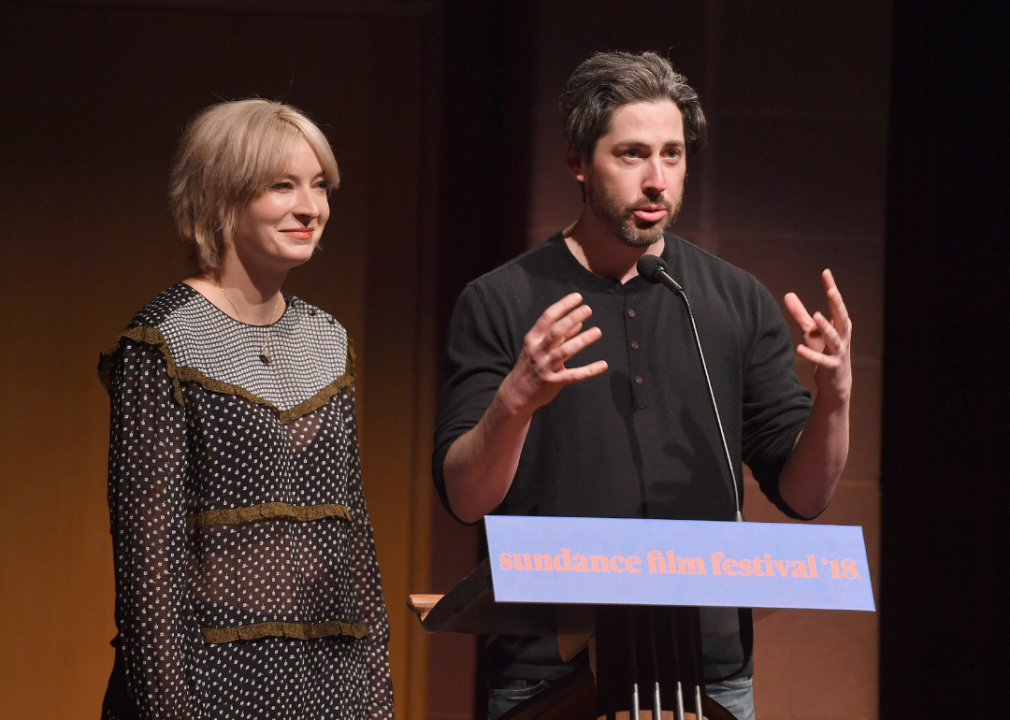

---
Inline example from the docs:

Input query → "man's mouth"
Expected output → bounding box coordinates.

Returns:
[632,205,668,223]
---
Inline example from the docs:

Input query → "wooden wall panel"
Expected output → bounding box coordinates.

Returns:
[361,18,441,720]
[0,3,439,718]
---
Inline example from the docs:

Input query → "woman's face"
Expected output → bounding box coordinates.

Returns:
[233,137,331,272]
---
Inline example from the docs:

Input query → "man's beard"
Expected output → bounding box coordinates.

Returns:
[585,172,683,248]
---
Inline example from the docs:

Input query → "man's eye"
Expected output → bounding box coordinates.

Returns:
[625,149,641,158]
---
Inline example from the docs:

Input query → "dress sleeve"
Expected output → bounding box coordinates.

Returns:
[341,387,395,719]
[740,283,814,519]
[106,337,194,719]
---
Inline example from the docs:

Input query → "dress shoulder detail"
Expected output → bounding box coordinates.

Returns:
[99,325,357,425]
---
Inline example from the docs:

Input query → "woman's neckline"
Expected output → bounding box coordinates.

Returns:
[179,282,291,328]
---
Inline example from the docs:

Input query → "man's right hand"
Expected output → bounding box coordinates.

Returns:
[442,293,607,522]
[497,292,609,416]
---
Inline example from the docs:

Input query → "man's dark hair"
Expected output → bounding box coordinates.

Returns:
[560,51,708,159]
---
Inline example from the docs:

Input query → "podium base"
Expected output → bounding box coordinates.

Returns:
[608,704,735,720]
[493,665,737,720]
[609,710,714,720]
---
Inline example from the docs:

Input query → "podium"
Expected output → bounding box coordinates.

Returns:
[411,516,874,720]
[410,560,734,719]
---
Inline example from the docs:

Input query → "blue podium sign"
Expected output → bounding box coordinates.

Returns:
[485,516,874,611]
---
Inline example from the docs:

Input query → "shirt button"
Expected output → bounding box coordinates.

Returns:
[614,282,623,292]
[627,309,636,318]
[631,341,640,350]
[634,375,644,385]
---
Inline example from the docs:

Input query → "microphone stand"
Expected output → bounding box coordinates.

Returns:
[638,258,744,523]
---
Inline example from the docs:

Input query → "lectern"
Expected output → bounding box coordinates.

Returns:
[410,516,874,720]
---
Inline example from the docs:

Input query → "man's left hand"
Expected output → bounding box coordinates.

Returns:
[784,269,852,405]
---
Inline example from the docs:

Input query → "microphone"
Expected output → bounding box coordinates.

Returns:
[636,254,744,522]
[636,254,682,292]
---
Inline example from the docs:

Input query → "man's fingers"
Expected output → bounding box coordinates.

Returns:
[813,311,843,353]
[548,326,603,366]
[540,304,593,349]
[788,271,852,376]
[796,344,842,369]
[532,293,586,335]
[563,321,584,342]
[821,269,850,326]
[555,360,609,384]
[783,292,816,333]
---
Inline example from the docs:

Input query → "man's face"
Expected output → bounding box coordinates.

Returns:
[574,100,687,247]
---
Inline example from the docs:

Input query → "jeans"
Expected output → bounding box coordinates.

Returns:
[706,675,755,720]
[487,675,755,720]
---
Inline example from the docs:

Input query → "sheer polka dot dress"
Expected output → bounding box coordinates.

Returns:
[98,284,394,720]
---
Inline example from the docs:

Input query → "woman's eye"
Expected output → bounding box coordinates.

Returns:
[271,181,293,191]
[315,179,332,190]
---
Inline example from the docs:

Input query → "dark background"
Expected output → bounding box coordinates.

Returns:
[880,2,1010,714]
[1,1,1007,717]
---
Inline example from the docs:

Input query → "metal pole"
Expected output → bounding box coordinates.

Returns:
[630,609,640,720]
[670,607,685,720]
[648,609,663,720]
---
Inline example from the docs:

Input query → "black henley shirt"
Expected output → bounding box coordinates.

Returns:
[433,232,812,680]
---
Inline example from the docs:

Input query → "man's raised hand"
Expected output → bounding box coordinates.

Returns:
[498,293,609,416]
[784,269,853,404]
[442,293,608,522]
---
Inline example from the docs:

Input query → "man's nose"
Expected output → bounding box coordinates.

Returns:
[642,158,667,194]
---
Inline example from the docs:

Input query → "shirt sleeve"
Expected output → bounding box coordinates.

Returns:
[341,386,395,718]
[740,282,814,520]
[106,337,195,719]
[431,284,518,522]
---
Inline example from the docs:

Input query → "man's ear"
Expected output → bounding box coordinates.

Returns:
[565,146,588,183]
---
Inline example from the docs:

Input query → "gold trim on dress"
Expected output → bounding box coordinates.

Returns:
[187,501,352,532]
[98,326,356,425]
[201,619,369,644]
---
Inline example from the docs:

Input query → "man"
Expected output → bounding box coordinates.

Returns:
[433,51,851,720]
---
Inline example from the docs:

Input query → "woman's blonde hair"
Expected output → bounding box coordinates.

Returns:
[170,99,339,275]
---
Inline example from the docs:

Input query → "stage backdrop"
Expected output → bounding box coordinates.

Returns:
[0,2,440,719]
[1,2,892,719]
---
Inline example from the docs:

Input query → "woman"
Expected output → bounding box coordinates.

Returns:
[99,99,393,719]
